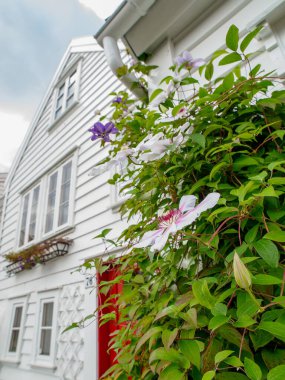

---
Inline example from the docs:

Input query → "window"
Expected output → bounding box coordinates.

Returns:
[44,160,72,234]
[8,305,23,353]
[32,293,58,368]
[19,184,40,246]
[38,301,54,356]
[52,61,81,123]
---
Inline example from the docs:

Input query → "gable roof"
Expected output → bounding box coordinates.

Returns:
[5,36,103,195]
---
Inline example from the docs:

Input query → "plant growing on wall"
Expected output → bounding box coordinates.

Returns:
[86,25,285,379]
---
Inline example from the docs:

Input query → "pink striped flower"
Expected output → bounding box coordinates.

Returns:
[134,193,220,251]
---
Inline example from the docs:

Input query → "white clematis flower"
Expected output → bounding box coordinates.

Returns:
[134,192,220,251]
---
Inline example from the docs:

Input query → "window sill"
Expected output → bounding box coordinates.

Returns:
[48,100,79,132]
[1,356,20,365]
[30,360,56,370]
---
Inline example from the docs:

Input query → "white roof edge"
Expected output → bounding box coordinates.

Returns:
[95,0,156,46]
[4,36,102,193]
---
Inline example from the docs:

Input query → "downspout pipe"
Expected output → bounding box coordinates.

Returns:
[102,36,147,99]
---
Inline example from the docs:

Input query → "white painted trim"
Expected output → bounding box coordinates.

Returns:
[31,290,59,369]
[3,295,28,364]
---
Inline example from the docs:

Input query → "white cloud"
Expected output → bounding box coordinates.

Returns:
[0,111,29,168]
[79,0,122,19]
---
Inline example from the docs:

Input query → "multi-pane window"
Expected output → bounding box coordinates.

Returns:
[45,160,72,234]
[39,301,54,356]
[8,305,23,353]
[19,185,40,246]
[53,68,79,121]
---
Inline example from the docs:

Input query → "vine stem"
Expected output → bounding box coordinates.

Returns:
[239,328,247,359]
[208,215,238,245]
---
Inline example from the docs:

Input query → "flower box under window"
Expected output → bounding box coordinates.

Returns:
[5,238,72,276]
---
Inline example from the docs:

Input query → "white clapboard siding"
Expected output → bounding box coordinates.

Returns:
[0,38,128,380]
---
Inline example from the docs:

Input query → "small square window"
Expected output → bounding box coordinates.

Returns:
[52,61,81,124]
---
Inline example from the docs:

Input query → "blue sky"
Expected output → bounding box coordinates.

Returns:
[0,0,121,168]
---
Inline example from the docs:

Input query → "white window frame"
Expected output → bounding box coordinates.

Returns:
[18,183,41,248]
[49,58,82,128]
[32,291,58,369]
[42,155,76,238]
[15,152,77,251]
[4,297,27,363]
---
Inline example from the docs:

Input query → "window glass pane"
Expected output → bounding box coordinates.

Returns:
[28,186,40,242]
[39,329,52,356]
[58,84,65,97]
[66,93,74,108]
[45,172,58,233]
[19,194,30,246]
[55,107,62,120]
[69,71,77,85]
[56,94,64,110]
[9,330,19,352]
[13,306,23,328]
[58,162,71,226]
[42,302,54,327]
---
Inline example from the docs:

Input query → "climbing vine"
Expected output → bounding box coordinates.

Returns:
[85,25,285,380]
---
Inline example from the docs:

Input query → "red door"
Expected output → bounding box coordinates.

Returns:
[97,267,123,378]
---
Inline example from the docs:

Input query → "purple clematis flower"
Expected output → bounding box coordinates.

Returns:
[113,96,123,104]
[88,122,118,142]
[134,193,220,251]
[175,51,205,69]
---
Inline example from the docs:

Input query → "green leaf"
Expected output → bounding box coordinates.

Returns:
[224,356,243,367]
[244,357,262,380]
[192,280,215,309]
[215,374,248,380]
[202,371,216,380]
[250,330,273,350]
[162,328,178,350]
[264,231,285,242]
[149,347,190,369]
[219,52,242,65]
[93,228,112,239]
[233,315,256,328]
[252,274,282,285]
[179,340,200,368]
[240,26,263,52]
[217,325,252,353]
[159,365,185,380]
[190,133,206,148]
[223,72,234,90]
[135,327,162,353]
[205,62,214,81]
[258,322,285,342]
[226,25,239,51]
[208,315,229,331]
[253,239,279,268]
[149,88,164,102]
[245,224,259,244]
[268,365,285,380]
[215,350,234,365]
[262,349,285,370]
[254,185,278,198]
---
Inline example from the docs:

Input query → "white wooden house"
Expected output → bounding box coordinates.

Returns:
[0,36,128,380]
[1,1,285,380]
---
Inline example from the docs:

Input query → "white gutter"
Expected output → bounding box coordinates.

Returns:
[103,36,147,99]
[95,0,156,99]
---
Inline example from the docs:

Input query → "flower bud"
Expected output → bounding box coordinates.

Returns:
[233,252,252,290]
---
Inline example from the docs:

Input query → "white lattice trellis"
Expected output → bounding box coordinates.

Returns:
[56,284,85,380]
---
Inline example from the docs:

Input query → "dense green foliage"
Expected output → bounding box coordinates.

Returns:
[89,26,285,379]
